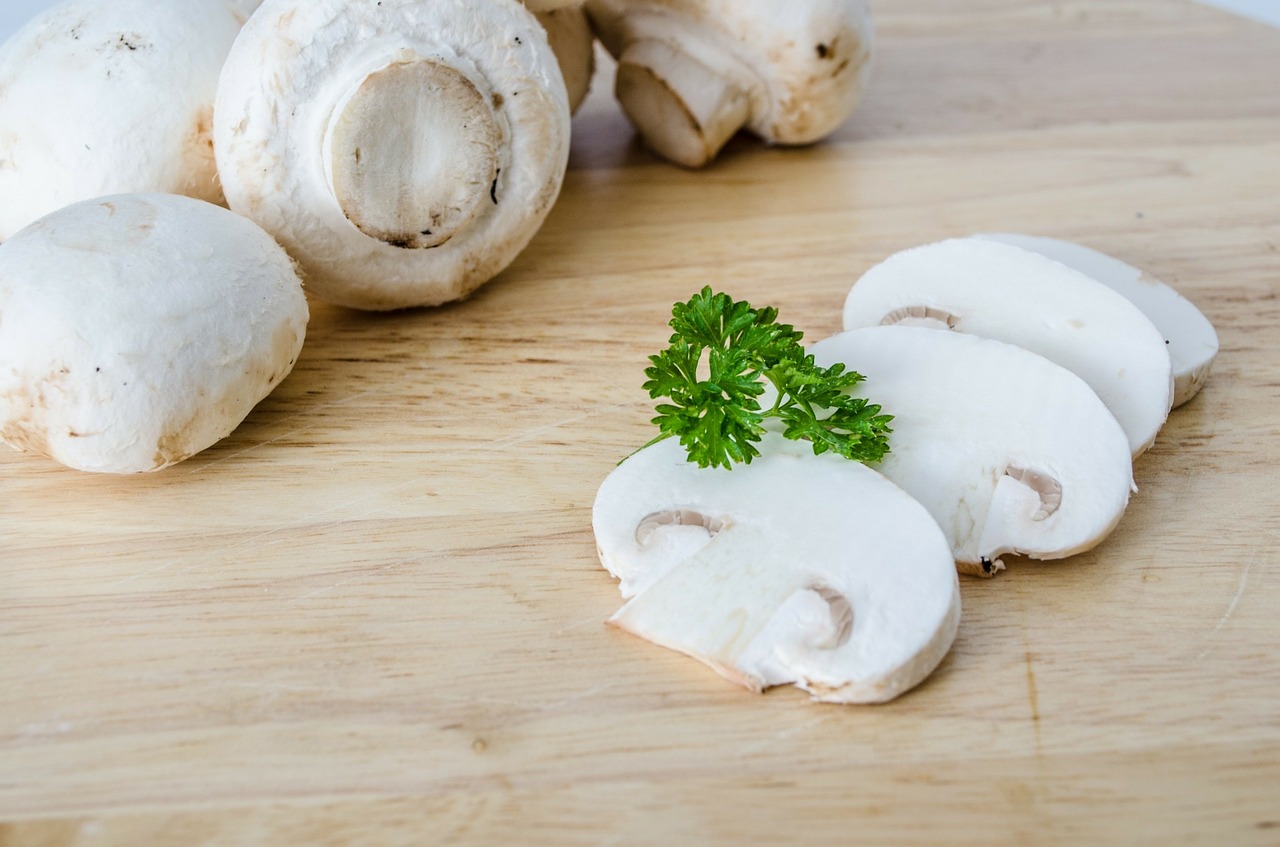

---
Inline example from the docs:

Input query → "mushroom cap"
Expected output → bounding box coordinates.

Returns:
[214,0,571,310]
[524,0,587,11]
[0,0,242,241]
[587,0,874,144]
[976,233,1219,408]
[843,237,1174,456]
[594,433,960,704]
[0,194,308,474]
[810,327,1134,575]
[537,6,596,114]
[224,0,265,23]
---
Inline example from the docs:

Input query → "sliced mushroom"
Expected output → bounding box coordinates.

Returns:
[843,237,1174,456]
[0,0,243,240]
[0,194,307,474]
[586,0,874,167]
[976,233,1219,407]
[214,0,572,310]
[537,5,596,114]
[809,327,1134,577]
[594,433,960,703]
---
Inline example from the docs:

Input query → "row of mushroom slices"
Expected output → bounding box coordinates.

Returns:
[593,236,1217,703]
[0,0,877,474]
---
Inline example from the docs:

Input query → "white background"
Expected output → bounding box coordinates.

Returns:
[2,0,1279,39]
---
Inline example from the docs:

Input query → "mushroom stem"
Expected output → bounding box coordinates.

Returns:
[322,55,502,250]
[614,38,749,168]
[610,524,807,691]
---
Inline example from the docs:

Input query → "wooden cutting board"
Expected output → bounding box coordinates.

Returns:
[3,1,1278,843]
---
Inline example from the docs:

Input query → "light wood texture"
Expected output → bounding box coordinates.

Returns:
[3,1,1279,843]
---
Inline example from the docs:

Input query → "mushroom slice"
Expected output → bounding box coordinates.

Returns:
[214,0,571,310]
[975,233,1219,408]
[586,0,874,168]
[810,327,1134,577]
[0,0,243,240]
[594,433,960,704]
[0,194,307,474]
[537,5,596,114]
[843,237,1174,456]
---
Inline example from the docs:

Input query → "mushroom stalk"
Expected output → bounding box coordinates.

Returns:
[321,54,502,250]
[587,0,875,168]
[614,38,751,168]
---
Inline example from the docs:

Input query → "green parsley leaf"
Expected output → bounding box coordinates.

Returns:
[643,287,893,469]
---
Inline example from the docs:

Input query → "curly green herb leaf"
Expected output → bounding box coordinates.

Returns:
[643,287,893,469]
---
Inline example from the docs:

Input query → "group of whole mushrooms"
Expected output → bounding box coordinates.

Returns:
[594,234,1218,703]
[0,0,876,472]
[0,1,1220,708]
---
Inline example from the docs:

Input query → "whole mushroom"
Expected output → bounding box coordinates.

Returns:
[537,4,597,114]
[586,0,874,167]
[0,194,308,474]
[0,0,244,240]
[214,0,573,310]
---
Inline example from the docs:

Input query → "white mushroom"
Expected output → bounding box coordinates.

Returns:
[594,432,960,703]
[976,233,1219,408]
[842,237,1174,456]
[0,0,243,241]
[0,194,308,474]
[585,0,874,167]
[538,5,596,114]
[809,327,1134,577]
[223,0,265,24]
[214,0,572,310]
[526,0,587,10]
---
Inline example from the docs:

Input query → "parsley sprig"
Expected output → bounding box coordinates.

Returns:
[642,287,893,469]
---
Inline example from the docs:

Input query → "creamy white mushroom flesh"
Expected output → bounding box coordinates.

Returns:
[215,0,572,310]
[586,0,874,168]
[0,194,308,474]
[976,233,1219,408]
[0,0,242,240]
[594,433,960,703]
[537,5,596,114]
[224,0,265,24]
[810,327,1134,577]
[842,238,1174,456]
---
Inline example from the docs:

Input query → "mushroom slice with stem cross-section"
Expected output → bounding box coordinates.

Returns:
[975,233,1219,408]
[214,0,571,310]
[593,433,960,703]
[809,327,1134,577]
[586,0,874,168]
[842,237,1174,456]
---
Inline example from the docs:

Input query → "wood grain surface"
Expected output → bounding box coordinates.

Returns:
[3,1,1279,843]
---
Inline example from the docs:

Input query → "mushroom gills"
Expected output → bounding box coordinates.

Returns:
[975,233,1219,407]
[881,305,958,330]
